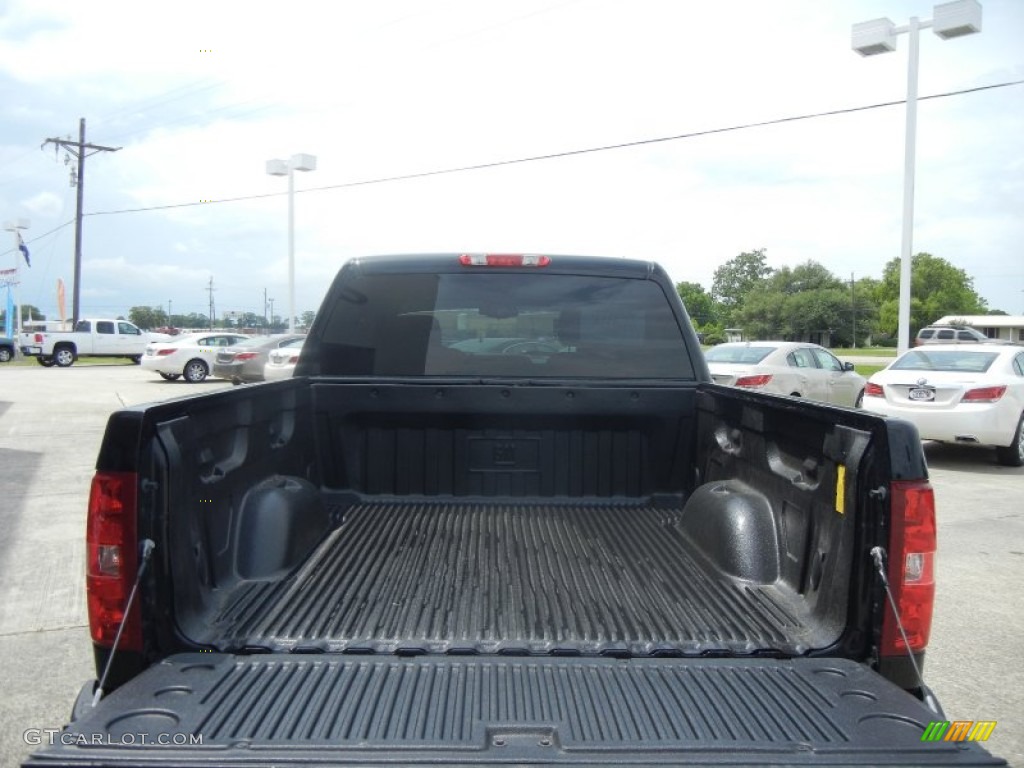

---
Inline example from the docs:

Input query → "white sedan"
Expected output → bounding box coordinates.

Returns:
[862,344,1024,467]
[141,332,250,383]
[263,337,305,381]
[705,341,866,407]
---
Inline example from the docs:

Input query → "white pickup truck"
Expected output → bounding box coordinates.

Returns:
[18,318,166,367]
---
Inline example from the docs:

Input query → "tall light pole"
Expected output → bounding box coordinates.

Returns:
[266,153,317,333]
[852,0,982,354]
[3,218,30,337]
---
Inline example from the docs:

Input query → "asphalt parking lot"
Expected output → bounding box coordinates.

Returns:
[0,363,1021,766]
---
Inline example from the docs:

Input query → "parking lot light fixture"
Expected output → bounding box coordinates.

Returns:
[851,0,981,355]
[266,154,317,333]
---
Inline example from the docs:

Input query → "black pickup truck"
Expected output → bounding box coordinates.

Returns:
[27,254,1002,766]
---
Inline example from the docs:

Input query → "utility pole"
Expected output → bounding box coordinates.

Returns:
[850,272,856,350]
[42,118,120,326]
[263,288,268,331]
[207,276,216,329]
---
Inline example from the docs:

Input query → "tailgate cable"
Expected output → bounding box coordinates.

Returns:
[870,546,943,717]
[92,539,156,707]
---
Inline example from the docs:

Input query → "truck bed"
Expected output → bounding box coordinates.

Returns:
[139,380,869,664]
[207,499,825,655]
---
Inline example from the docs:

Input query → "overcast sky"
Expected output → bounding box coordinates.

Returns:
[2,0,1022,326]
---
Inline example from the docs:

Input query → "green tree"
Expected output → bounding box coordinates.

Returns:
[237,312,262,329]
[734,289,786,339]
[876,253,988,337]
[300,310,316,329]
[22,304,46,322]
[675,281,717,326]
[737,287,853,344]
[843,277,880,347]
[711,249,773,323]
[176,312,211,329]
[128,306,168,329]
[783,289,848,340]
[3,304,46,326]
[767,261,844,294]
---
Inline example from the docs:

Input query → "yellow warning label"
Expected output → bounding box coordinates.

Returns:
[835,464,846,515]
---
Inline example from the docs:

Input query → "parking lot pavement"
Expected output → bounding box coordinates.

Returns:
[918,442,1023,765]
[0,365,1020,765]
[0,364,231,767]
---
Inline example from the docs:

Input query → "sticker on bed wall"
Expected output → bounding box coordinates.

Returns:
[835,464,846,515]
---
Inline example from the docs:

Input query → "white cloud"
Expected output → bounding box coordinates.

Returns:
[22,190,64,218]
[2,0,1022,320]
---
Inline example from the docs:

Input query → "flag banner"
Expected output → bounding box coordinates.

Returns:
[57,278,66,325]
[17,231,31,267]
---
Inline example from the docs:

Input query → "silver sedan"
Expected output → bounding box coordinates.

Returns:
[705,341,867,407]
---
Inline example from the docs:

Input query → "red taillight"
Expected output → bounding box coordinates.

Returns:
[734,374,772,388]
[881,480,936,656]
[235,352,258,361]
[288,355,300,364]
[35,333,44,343]
[865,382,884,397]
[459,253,551,267]
[962,385,1006,403]
[86,471,141,651]
[156,348,176,356]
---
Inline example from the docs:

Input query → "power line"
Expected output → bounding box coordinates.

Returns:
[10,220,76,247]
[101,96,281,144]
[79,79,1024,220]
[92,79,223,127]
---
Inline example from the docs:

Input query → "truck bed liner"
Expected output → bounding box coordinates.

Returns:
[205,500,829,655]
[26,654,1002,766]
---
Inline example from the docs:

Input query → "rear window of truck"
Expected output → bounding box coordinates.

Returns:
[317,272,694,379]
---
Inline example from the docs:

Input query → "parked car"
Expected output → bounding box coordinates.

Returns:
[704,341,867,407]
[141,332,250,382]
[263,336,305,380]
[213,334,305,384]
[18,318,165,367]
[914,324,991,345]
[863,343,1024,466]
[0,335,14,362]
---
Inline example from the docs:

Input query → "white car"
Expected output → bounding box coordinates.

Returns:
[263,337,305,381]
[141,332,250,383]
[862,344,1024,467]
[705,341,866,408]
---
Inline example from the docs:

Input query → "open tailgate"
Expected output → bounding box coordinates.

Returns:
[25,654,1003,767]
